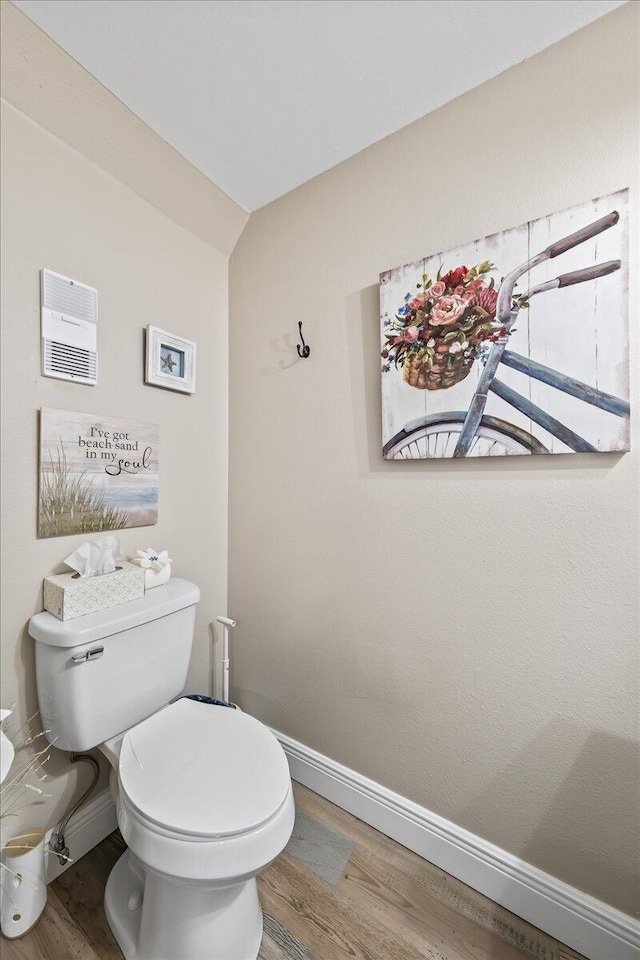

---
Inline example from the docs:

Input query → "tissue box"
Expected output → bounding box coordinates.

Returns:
[43,562,145,621]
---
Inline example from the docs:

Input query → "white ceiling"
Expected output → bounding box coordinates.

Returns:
[13,0,625,211]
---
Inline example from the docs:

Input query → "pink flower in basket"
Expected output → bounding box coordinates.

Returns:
[429,294,466,326]
[427,281,445,299]
[461,277,486,301]
[403,325,420,342]
[469,286,498,316]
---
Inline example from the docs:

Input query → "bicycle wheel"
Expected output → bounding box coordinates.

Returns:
[383,412,548,459]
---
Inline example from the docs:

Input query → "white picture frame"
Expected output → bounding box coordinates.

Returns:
[145,325,196,394]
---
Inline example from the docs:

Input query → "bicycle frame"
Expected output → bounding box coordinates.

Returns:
[453,211,625,457]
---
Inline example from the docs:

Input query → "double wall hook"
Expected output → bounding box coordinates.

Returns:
[296,321,311,358]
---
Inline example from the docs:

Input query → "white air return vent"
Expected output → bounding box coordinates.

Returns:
[41,270,98,385]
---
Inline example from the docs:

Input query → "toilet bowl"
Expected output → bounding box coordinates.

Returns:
[101,698,295,960]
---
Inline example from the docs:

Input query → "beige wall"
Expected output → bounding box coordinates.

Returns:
[0,100,232,831]
[229,2,640,917]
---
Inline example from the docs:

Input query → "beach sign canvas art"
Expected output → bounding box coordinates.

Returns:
[39,408,159,538]
[380,190,630,459]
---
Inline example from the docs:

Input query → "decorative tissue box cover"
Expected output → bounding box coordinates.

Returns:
[43,561,145,621]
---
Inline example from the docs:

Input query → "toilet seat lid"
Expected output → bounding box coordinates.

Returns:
[118,699,290,838]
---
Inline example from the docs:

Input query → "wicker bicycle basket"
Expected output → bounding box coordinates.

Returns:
[403,344,475,391]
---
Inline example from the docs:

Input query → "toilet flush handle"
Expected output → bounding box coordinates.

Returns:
[70,646,104,663]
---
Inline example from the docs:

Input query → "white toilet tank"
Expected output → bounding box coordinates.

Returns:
[28,579,200,752]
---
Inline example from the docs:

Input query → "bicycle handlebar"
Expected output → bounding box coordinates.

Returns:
[546,211,619,259]
[558,259,621,288]
[458,211,622,456]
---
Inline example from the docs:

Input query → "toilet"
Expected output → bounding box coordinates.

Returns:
[28,579,294,960]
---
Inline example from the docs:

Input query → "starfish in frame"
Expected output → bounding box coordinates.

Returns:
[161,352,178,373]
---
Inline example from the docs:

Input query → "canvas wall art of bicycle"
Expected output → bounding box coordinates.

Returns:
[380,190,630,459]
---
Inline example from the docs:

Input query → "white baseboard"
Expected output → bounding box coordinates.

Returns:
[44,787,118,884]
[274,728,640,960]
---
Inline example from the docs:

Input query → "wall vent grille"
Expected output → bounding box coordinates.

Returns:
[44,341,98,383]
[42,272,97,322]
[41,270,98,385]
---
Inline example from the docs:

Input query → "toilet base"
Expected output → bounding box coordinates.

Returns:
[104,851,142,959]
[105,850,263,960]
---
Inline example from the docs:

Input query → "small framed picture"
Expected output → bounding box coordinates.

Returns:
[145,326,196,394]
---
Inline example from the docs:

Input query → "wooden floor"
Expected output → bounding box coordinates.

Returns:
[1,782,585,960]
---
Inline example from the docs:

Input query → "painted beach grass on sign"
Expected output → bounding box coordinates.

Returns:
[380,190,630,459]
[39,408,159,538]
